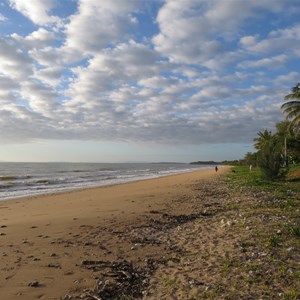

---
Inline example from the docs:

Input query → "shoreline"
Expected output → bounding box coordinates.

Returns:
[0,166,219,204]
[0,167,229,299]
[0,164,213,202]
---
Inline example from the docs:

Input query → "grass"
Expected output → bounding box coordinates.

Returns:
[219,165,300,299]
[163,276,178,290]
[154,165,300,299]
[228,164,300,188]
[219,257,235,276]
[265,235,281,248]
[137,165,299,300]
[286,225,300,237]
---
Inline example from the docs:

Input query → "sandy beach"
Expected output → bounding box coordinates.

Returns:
[2,165,299,299]
[0,167,229,299]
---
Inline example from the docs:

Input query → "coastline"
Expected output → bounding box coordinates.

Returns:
[0,166,221,205]
[0,167,229,299]
[0,162,210,201]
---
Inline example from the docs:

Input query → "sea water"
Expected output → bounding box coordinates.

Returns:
[0,162,209,200]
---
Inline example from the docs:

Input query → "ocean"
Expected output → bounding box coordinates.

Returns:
[0,162,209,201]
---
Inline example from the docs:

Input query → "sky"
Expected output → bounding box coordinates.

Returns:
[0,0,299,163]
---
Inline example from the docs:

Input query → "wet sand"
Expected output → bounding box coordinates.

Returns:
[0,167,228,299]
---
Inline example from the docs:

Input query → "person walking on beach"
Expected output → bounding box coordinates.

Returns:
[215,166,218,172]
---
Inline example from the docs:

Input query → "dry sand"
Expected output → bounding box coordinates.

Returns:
[0,167,229,299]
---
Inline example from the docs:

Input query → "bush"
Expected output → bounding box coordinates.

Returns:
[257,138,287,180]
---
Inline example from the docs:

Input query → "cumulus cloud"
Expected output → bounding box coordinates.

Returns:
[240,35,259,48]
[9,0,59,25]
[152,0,299,69]
[139,76,179,89]
[34,66,63,87]
[0,76,20,112]
[275,72,300,85]
[0,0,298,146]
[63,0,141,57]
[65,40,159,109]
[152,0,294,64]
[0,75,19,94]
[0,13,8,22]
[20,80,59,116]
[11,28,56,49]
[0,38,33,80]
[29,46,63,67]
[238,54,289,69]
[240,23,300,55]
[152,0,226,64]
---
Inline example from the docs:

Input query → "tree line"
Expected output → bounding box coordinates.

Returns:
[245,83,300,180]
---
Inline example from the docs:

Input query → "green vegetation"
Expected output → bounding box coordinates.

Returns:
[242,83,300,181]
[248,121,300,181]
[196,83,300,174]
[256,133,287,180]
[281,82,300,133]
[191,83,300,298]
[228,165,300,193]
[223,165,300,299]
[188,82,300,297]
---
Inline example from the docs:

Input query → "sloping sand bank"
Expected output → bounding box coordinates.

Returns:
[0,167,228,299]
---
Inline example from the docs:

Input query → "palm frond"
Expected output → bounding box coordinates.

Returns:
[284,93,300,100]
[281,100,300,109]
[282,84,300,134]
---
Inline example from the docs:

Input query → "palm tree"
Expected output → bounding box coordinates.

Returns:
[281,83,300,132]
[254,129,273,150]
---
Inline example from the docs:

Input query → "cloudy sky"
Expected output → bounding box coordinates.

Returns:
[0,0,299,162]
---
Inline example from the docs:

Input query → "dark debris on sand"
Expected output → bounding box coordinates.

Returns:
[63,259,157,300]
[61,179,233,300]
